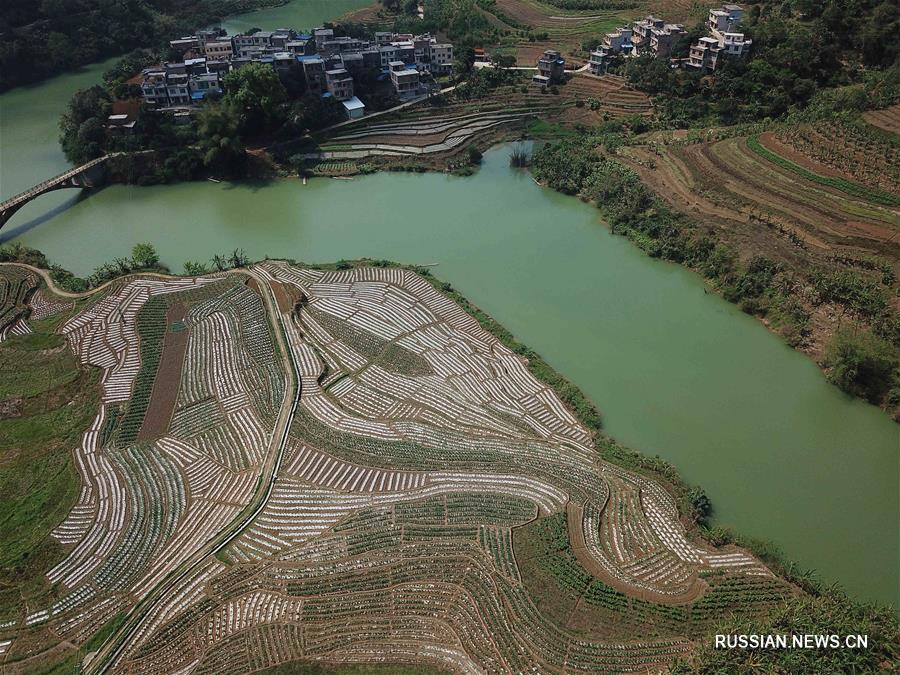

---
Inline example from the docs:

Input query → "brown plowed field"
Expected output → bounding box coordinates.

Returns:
[629,137,900,257]
[137,302,188,441]
[863,104,900,134]
[620,134,900,356]
[491,0,626,63]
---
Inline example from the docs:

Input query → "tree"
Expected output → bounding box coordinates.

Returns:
[131,242,160,269]
[59,85,112,163]
[229,248,249,268]
[183,260,208,276]
[686,486,712,524]
[824,325,897,402]
[211,254,227,272]
[454,45,476,79]
[196,103,246,176]
[857,1,900,67]
[222,63,288,134]
[680,587,899,674]
[467,145,482,165]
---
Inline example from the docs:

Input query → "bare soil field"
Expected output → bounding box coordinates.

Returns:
[561,73,653,120]
[491,0,625,63]
[137,302,188,442]
[624,137,899,260]
[863,103,900,135]
[619,132,899,356]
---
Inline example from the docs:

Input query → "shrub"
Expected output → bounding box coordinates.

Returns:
[824,325,898,402]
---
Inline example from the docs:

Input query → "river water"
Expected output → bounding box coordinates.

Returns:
[0,3,897,609]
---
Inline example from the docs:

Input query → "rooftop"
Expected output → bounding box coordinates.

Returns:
[342,96,365,111]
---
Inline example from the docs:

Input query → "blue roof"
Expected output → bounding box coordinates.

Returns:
[191,91,205,100]
[298,33,312,40]
[405,64,418,70]
[297,55,322,62]
[321,91,333,98]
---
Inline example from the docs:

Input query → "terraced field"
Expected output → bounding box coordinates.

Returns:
[308,76,649,163]
[0,260,794,673]
[0,267,38,341]
[770,117,900,195]
[621,133,900,261]
[0,271,287,671]
[0,261,791,673]
[480,0,698,65]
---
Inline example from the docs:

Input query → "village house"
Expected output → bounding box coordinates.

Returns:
[588,25,633,74]
[143,25,454,116]
[204,38,233,62]
[165,73,190,105]
[325,68,355,101]
[631,16,685,57]
[341,96,366,120]
[313,28,334,50]
[708,3,745,33]
[688,4,751,71]
[299,55,327,94]
[649,22,685,57]
[631,16,663,51]
[140,69,168,106]
[429,43,454,74]
[533,49,565,86]
[389,61,422,99]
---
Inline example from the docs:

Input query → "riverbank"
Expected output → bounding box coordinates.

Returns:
[529,135,900,418]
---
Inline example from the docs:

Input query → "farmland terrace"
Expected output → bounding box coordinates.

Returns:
[469,0,701,66]
[618,120,900,358]
[0,260,793,673]
[294,74,651,172]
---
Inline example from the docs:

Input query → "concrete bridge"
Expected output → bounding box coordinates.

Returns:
[0,154,115,229]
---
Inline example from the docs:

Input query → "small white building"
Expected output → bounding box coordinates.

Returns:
[341,96,366,120]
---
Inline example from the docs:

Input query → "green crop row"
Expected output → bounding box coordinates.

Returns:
[116,295,168,446]
[747,135,900,207]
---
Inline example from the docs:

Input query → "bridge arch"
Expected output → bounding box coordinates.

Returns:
[0,155,112,229]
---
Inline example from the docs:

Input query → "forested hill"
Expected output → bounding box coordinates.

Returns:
[0,0,279,92]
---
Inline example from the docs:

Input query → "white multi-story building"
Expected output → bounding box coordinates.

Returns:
[708,4,745,34]
[389,61,421,99]
[325,68,355,101]
[588,25,634,74]
[687,30,751,71]
[428,43,454,74]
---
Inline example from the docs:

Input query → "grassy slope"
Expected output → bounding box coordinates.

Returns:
[0,308,101,624]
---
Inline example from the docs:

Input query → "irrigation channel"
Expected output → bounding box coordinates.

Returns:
[0,2,898,610]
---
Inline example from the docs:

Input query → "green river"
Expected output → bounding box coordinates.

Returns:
[0,2,897,609]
